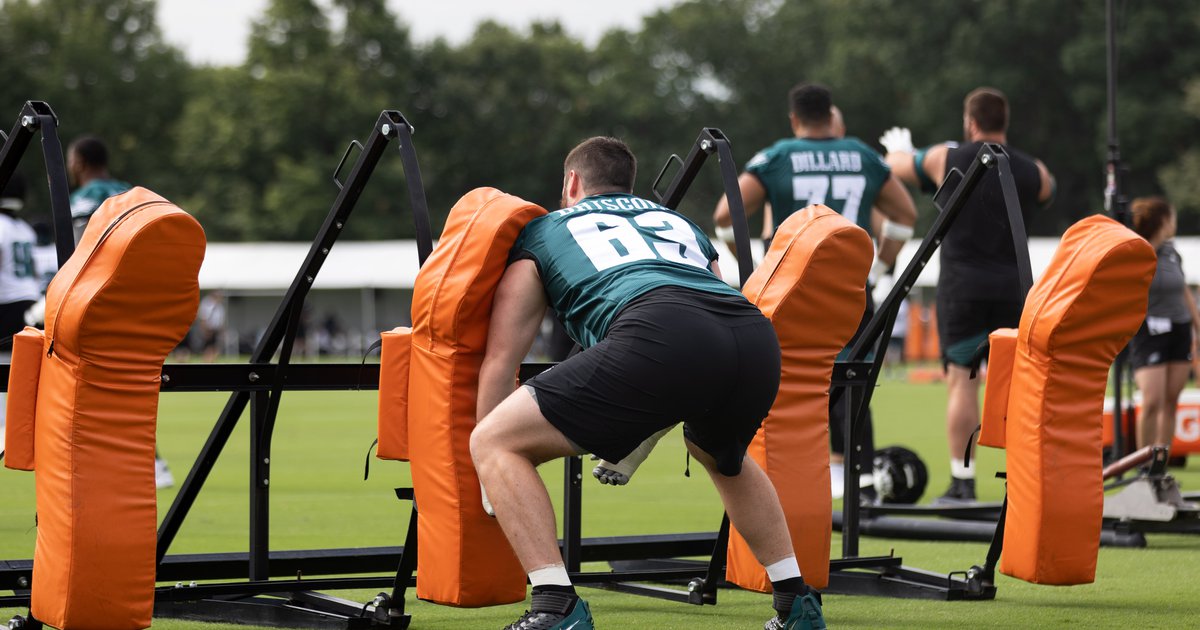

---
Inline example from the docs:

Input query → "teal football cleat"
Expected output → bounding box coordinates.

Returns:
[504,597,594,630]
[764,591,826,630]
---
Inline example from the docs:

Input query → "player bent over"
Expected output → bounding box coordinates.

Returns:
[472,137,825,630]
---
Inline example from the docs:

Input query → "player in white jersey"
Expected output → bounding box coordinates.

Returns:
[0,174,41,457]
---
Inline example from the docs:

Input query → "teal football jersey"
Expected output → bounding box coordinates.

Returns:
[70,178,131,219]
[746,136,891,233]
[512,193,743,348]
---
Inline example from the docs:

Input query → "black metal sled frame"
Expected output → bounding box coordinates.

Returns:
[0,101,78,273]
[828,143,1038,599]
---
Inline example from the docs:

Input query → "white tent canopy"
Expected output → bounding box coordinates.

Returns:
[198,241,423,291]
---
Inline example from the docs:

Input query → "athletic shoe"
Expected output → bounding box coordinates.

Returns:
[503,598,593,630]
[933,477,975,505]
[764,591,826,630]
[155,457,175,490]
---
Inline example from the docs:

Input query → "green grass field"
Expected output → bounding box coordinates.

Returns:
[4,372,1200,628]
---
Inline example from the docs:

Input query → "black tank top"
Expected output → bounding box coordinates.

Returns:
[939,141,1043,301]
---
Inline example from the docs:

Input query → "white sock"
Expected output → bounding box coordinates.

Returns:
[528,565,571,588]
[764,557,802,583]
[951,457,975,480]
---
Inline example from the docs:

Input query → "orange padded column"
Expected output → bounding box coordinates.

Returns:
[377,326,413,461]
[727,205,873,591]
[4,326,43,471]
[979,327,1017,450]
[23,187,204,629]
[406,188,546,606]
[1001,215,1154,585]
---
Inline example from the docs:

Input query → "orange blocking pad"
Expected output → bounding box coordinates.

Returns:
[727,205,873,591]
[376,326,412,461]
[18,188,205,630]
[404,188,546,606]
[979,327,1017,450]
[989,215,1154,585]
[4,326,44,471]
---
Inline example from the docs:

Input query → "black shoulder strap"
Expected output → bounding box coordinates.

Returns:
[993,148,1034,302]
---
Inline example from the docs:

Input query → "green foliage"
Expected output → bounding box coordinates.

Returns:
[2,0,1200,240]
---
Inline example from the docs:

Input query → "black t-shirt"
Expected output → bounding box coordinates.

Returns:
[939,141,1043,301]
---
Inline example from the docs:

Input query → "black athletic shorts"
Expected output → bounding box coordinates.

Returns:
[1129,319,1193,370]
[527,286,781,477]
[0,300,34,340]
[936,295,1023,368]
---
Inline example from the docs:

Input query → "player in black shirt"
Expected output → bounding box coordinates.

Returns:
[881,87,1054,503]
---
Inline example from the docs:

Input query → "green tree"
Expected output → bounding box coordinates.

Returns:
[0,0,189,227]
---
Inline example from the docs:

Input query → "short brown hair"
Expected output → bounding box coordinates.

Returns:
[964,87,1008,133]
[1131,196,1173,240]
[789,83,833,126]
[564,137,636,193]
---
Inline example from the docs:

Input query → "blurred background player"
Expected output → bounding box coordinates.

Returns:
[0,173,41,457]
[714,83,917,500]
[1128,197,1200,454]
[880,87,1055,503]
[68,135,131,244]
[197,290,227,362]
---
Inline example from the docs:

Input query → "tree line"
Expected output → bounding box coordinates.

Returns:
[2,0,1199,243]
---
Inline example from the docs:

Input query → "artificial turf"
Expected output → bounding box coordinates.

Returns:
[3,372,1199,628]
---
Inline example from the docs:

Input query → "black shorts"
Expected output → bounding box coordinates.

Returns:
[527,287,780,477]
[0,300,34,340]
[1129,320,1193,370]
[936,295,1023,367]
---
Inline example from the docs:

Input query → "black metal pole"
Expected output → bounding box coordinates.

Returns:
[655,128,755,286]
[157,112,419,563]
[562,457,583,573]
[1106,0,1131,461]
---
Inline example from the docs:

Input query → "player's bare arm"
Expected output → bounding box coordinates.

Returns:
[1036,159,1055,205]
[872,175,918,269]
[713,172,767,228]
[477,259,548,424]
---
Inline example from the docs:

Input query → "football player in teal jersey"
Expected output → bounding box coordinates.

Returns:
[67,135,131,245]
[714,84,917,502]
[473,137,825,630]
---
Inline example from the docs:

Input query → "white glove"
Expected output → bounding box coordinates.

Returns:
[878,127,914,154]
[24,296,45,327]
[868,256,889,287]
[592,426,673,486]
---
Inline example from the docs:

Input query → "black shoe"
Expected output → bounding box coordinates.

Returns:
[933,477,975,505]
[503,596,593,630]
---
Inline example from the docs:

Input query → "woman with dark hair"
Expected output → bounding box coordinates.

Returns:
[1130,197,1200,452]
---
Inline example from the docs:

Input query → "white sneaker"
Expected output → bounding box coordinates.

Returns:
[155,458,174,489]
[831,462,845,499]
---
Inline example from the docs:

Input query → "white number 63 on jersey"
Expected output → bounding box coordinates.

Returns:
[567,211,709,272]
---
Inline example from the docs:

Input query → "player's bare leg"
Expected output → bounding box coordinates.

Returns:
[939,364,979,503]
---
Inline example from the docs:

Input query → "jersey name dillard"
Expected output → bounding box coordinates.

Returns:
[786,150,864,173]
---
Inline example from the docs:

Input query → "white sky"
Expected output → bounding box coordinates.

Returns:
[156,0,682,66]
